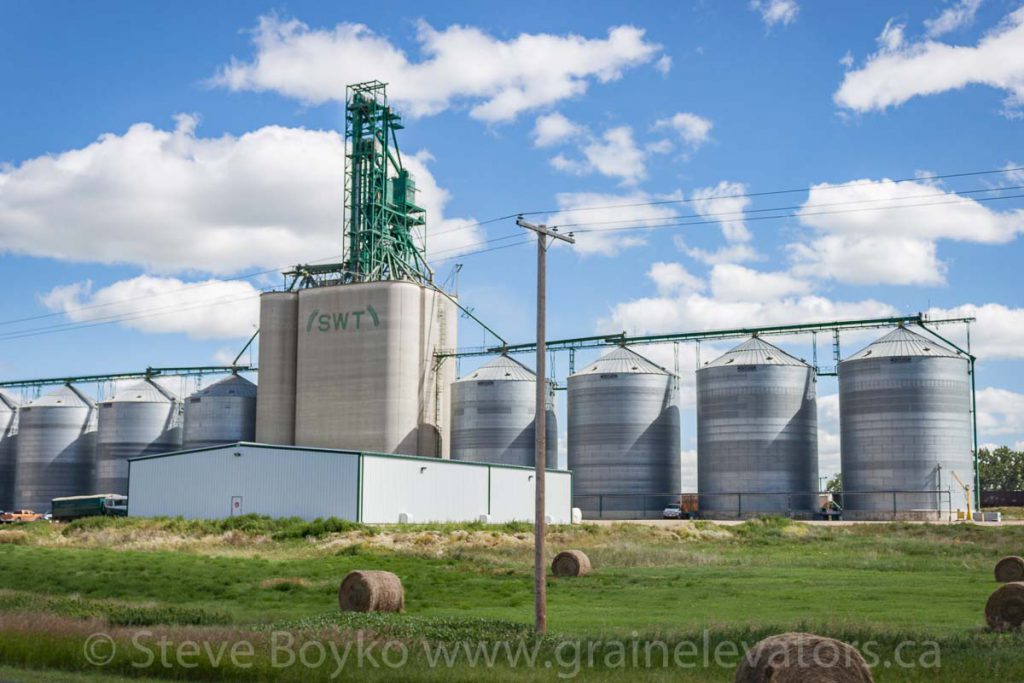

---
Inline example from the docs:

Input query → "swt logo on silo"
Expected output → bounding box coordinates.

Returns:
[306,305,380,333]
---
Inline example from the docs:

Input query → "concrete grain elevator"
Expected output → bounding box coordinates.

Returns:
[255,81,456,457]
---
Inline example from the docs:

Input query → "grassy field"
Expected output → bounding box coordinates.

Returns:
[0,516,1021,681]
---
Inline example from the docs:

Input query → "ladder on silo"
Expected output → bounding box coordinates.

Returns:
[434,300,447,456]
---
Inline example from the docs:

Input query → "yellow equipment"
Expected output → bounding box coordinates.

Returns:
[951,470,972,521]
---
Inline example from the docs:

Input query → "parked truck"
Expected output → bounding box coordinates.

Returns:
[50,495,128,522]
[0,509,44,523]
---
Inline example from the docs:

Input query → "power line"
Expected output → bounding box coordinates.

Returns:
[6,186,1017,340]
[570,192,1024,236]
[5,166,1021,342]
[520,166,1024,219]
[0,238,534,343]
[554,184,1024,230]
[0,292,263,343]
[6,166,1019,330]
[418,164,1024,241]
[0,254,341,329]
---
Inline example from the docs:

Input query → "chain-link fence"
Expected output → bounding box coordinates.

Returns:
[573,490,955,521]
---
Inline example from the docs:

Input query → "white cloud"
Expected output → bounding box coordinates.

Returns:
[877,19,906,52]
[549,154,586,175]
[40,276,261,339]
[750,0,800,28]
[925,0,982,38]
[646,139,674,154]
[709,264,811,303]
[600,280,896,337]
[791,235,945,286]
[675,238,762,266]
[654,112,713,149]
[839,51,855,69]
[213,348,241,365]
[1003,162,1024,184]
[545,191,679,256]
[647,262,704,296]
[580,127,646,184]
[926,303,1024,360]
[400,151,485,261]
[788,178,1024,285]
[977,387,1024,437]
[691,181,753,242]
[0,116,483,275]
[550,114,711,183]
[532,112,582,147]
[656,55,673,75]
[548,124,648,184]
[213,16,664,122]
[835,6,1024,114]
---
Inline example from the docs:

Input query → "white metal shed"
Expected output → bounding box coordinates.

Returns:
[127,442,573,524]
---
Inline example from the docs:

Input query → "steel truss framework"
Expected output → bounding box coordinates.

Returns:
[0,365,252,390]
[343,81,431,284]
[438,312,981,508]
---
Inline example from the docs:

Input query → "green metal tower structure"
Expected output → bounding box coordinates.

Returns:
[283,81,432,289]
[344,81,431,284]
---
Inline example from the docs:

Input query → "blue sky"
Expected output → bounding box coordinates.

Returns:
[1,1,1022,479]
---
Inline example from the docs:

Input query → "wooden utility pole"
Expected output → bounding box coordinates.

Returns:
[516,217,574,635]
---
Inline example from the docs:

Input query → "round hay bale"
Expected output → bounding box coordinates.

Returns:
[995,556,1024,583]
[338,570,405,613]
[734,632,873,683]
[986,582,1024,631]
[551,550,591,577]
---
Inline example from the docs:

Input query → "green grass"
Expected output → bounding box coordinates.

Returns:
[0,516,1022,681]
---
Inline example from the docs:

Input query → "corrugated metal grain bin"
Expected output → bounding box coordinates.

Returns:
[13,385,97,512]
[0,389,19,511]
[568,346,680,519]
[95,379,182,496]
[450,355,557,467]
[839,326,973,518]
[183,375,256,449]
[696,337,819,517]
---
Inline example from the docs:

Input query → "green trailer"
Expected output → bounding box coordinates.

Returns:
[50,494,128,522]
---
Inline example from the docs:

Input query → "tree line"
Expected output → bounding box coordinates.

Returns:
[979,446,1024,492]
[820,446,1023,493]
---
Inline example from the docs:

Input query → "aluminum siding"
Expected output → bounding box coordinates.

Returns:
[128,445,359,520]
